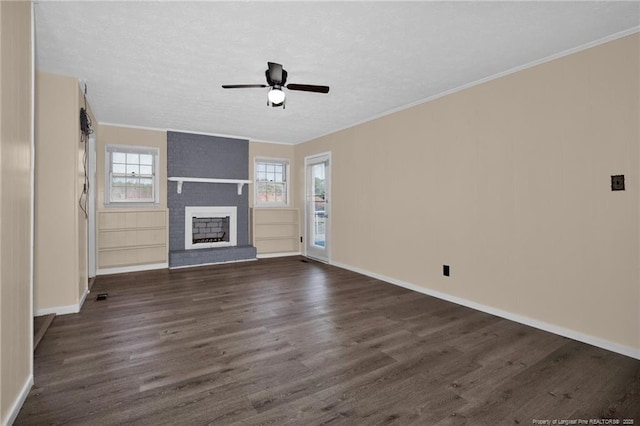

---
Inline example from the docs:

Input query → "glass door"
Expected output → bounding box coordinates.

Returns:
[305,153,331,262]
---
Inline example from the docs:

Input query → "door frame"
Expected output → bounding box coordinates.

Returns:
[304,151,331,263]
[87,136,97,278]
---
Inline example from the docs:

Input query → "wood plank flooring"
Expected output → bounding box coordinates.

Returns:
[33,313,55,352]
[16,257,640,425]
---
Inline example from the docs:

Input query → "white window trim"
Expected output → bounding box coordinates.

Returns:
[254,156,290,207]
[105,144,160,206]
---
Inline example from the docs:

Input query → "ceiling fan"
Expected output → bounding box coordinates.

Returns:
[222,62,330,109]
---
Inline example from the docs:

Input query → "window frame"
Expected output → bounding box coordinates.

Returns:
[105,144,160,206]
[254,157,290,207]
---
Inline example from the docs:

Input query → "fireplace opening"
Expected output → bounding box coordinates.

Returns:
[192,216,230,244]
[185,206,237,250]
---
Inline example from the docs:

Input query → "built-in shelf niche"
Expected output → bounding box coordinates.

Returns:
[97,209,168,271]
[251,208,300,257]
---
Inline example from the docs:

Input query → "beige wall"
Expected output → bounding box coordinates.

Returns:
[96,125,168,271]
[295,34,640,352]
[249,141,295,208]
[97,124,167,209]
[35,71,91,312]
[1,0,33,422]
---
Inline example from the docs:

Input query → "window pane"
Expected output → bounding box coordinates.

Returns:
[108,145,157,204]
[139,184,153,200]
[139,154,153,165]
[110,186,126,201]
[125,186,138,200]
[274,183,284,202]
[126,153,139,164]
[255,160,287,205]
[112,152,126,163]
[265,187,274,202]
[139,177,153,187]
[257,182,269,202]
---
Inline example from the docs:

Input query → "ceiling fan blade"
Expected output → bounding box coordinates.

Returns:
[267,62,283,84]
[286,84,330,94]
[222,84,268,89]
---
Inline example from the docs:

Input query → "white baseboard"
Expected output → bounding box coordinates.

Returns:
[257,252,301,259]
[3,374,33,426]
[169,258,257,270]
[34,303,78,316]
[97,262,168,276]
[34,288,89,317]
[331,260,640,361]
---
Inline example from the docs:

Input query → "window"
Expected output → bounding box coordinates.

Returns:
[106,145,159,204]
[255,158,289,206]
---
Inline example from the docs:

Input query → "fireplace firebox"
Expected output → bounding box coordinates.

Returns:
[185,206,237,250]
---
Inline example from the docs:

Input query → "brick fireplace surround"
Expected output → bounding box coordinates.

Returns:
[167,131,256,267]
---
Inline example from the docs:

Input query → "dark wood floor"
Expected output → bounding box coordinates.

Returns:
[33,313,55,352]
[16,257,640,425]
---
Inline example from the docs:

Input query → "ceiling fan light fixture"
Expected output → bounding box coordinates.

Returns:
[268,87,285,105]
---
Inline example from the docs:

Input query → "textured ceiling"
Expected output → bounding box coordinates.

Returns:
[34,1,639,144]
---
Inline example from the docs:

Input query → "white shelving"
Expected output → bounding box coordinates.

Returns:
[97,209,168,271]
[168,177,252,195]
[251,208,300,257]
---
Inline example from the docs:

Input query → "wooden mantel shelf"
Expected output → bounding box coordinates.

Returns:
[168,177,252,195]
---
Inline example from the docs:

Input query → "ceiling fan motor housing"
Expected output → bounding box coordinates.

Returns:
[266,68,287,86]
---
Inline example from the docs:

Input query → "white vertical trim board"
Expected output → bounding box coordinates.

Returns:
[29,0,36,388]
[3,375,33,426]
[330,260,640,361]
[87,136,97,278]
[78,289,89,311]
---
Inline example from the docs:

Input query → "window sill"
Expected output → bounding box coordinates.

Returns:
[103,203,161,209]
[254,204,291,208]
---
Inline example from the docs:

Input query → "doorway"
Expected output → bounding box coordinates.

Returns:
[87,136,97,279]
[305,152,331,262]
